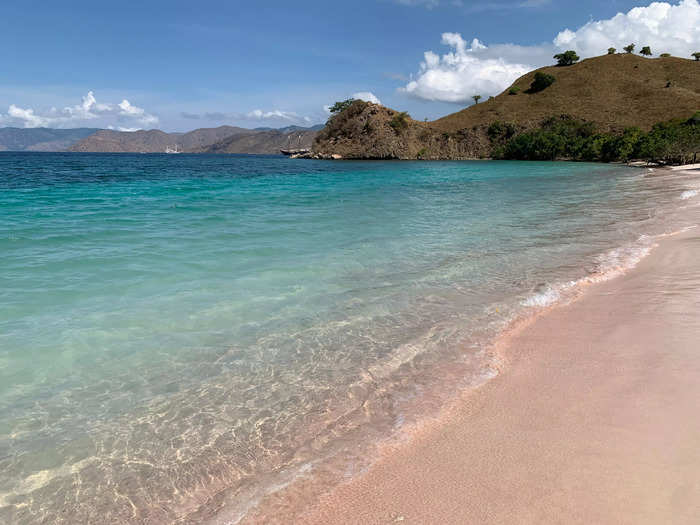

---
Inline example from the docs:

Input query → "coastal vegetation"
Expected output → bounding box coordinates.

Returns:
[624,43,635,53]
[489,113,700,164]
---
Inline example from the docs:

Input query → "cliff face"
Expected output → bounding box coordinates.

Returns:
[313,54,700,160]
[313,102,490,160]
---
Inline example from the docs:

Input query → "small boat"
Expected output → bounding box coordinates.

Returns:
[280,148,310,156]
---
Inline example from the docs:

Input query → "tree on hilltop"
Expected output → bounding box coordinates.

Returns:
[553,50,580,66]
[624,44,635,54]
[640,46,652,56]
[693,52,700,61]
[607,47,616,54]
[328,99,356,114]
[472,95,482,104]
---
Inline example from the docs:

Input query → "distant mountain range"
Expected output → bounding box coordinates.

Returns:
[0,124,324,154]
[0,127,100,152]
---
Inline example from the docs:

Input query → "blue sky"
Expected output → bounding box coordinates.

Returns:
[1,0,699,131]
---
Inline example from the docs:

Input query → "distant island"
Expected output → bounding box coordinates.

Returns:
[311,53,699,164]
[0,124,323,154]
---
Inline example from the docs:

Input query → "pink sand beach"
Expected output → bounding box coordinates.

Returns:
[293,180,700,524]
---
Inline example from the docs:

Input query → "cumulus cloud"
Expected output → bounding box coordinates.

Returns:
[118,99,159,125]
[402,34,533,103]
[402,0,700,104]
[7,105,51,127]
[352,91,382,104]
[0,91,159,129]
[553,0,700,57]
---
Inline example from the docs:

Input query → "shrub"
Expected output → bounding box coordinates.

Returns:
[624,43,635,54]
[487,121,518,142]
[660,53,671,58]
[607,47,616,54]
[640,46,652,56]
[389,111,410,133]
[693,52,700,61]
[527,72,556,93]
[328,99,356,114]
[508,86,520,95]
[417,147,428,159]
[472,95,482,104]
[496,114,699,164]
[553,50,580,66]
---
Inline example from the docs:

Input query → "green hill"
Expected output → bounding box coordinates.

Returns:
[312,54,700,161]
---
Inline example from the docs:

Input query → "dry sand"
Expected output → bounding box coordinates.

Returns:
[300,223,700,524]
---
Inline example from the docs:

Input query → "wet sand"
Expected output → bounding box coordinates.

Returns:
[300,223,700,523]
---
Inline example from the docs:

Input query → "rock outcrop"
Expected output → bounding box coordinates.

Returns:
[313,101,490,160]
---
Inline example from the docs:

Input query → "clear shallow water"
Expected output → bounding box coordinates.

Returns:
[1,153,699,523]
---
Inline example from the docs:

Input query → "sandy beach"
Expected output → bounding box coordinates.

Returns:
[300,196,700,524]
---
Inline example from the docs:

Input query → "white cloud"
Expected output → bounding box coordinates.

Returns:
[352,91,382,104]
[401,34,533,103]
[391,0,440,8]
[7,104,51,127]
[0,91,159,129]
[108,125,141,132]
[402,0,700,104]
[117,99,158,125]
[553,0,700,57]
[246,109,304,122]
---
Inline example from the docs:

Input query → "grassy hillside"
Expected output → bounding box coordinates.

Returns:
[313,54,700,160]
[434,54,700,133]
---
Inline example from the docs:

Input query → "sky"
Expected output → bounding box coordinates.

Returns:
[1,0,699,131]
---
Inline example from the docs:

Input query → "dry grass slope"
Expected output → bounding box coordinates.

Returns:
[313,54,700,160]
[434,54,700,133]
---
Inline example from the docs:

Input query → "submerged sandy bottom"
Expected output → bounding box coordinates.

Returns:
[294,209,700,523]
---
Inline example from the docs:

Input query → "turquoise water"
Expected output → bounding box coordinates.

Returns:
[1,153,698,523]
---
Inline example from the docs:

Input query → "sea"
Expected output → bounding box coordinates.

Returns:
[1,153,699,523]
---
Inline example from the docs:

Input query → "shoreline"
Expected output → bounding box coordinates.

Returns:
[288,181,700,523]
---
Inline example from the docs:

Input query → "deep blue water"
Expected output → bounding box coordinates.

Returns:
[1,153,697,523]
